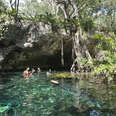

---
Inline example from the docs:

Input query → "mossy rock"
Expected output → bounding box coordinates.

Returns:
[51,72,79,79]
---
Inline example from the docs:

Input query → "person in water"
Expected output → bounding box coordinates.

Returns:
[29,68,35,77]
[23,67,30,78]
[37,67,41,73]
[32,68,35,73]
[46,69,52,77]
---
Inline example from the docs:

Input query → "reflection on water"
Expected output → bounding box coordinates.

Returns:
[0,72,116,116]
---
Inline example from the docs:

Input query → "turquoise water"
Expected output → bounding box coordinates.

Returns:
[0,72,116,116]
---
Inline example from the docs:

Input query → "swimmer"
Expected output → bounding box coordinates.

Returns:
[29,68,35,77]
[23,67,30,78]
[37,67,41,73]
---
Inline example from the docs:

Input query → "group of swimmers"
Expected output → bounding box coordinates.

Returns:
[23,67,40,78]
[23,67,60,84]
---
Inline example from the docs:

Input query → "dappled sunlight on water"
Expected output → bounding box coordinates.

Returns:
[0,72,116,116]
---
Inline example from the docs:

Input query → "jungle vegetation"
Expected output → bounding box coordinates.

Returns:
[0,0,116,81]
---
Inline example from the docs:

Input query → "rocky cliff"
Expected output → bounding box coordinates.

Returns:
[0,21,72,70]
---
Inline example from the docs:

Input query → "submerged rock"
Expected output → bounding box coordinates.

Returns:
[0,103,11,113]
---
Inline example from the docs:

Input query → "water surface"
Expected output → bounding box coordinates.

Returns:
[0,72,116,116]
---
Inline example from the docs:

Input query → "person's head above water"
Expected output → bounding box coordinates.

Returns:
[26,67,30,71]
[37,67,40,72]
[32,68,35,72]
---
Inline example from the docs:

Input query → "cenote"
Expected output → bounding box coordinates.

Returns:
[0,72,116,116]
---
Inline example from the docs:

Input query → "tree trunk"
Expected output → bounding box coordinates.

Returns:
[71,27,92,72]
[61,38,64,66]
[73,27,92,59]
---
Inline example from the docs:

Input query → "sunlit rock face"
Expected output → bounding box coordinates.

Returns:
[22,22,52,48]
[27,22,52,42]
[24,42,33,48]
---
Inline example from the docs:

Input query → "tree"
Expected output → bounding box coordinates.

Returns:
[22,0,102,67]
[9,0,20,22]
[47,0,97,66]
[20,0,51,21]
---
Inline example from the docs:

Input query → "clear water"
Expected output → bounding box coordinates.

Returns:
[0,72,116,116]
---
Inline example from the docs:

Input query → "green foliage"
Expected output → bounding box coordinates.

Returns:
[0,14,10,36]
[93,33,116,51]
[0,0,6,13]
[20,0,52,22]
[92,33,116,80]
[80,18,95,32]
[9,9,18,17]
[75,58,94,71]
[51,72,79,79]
